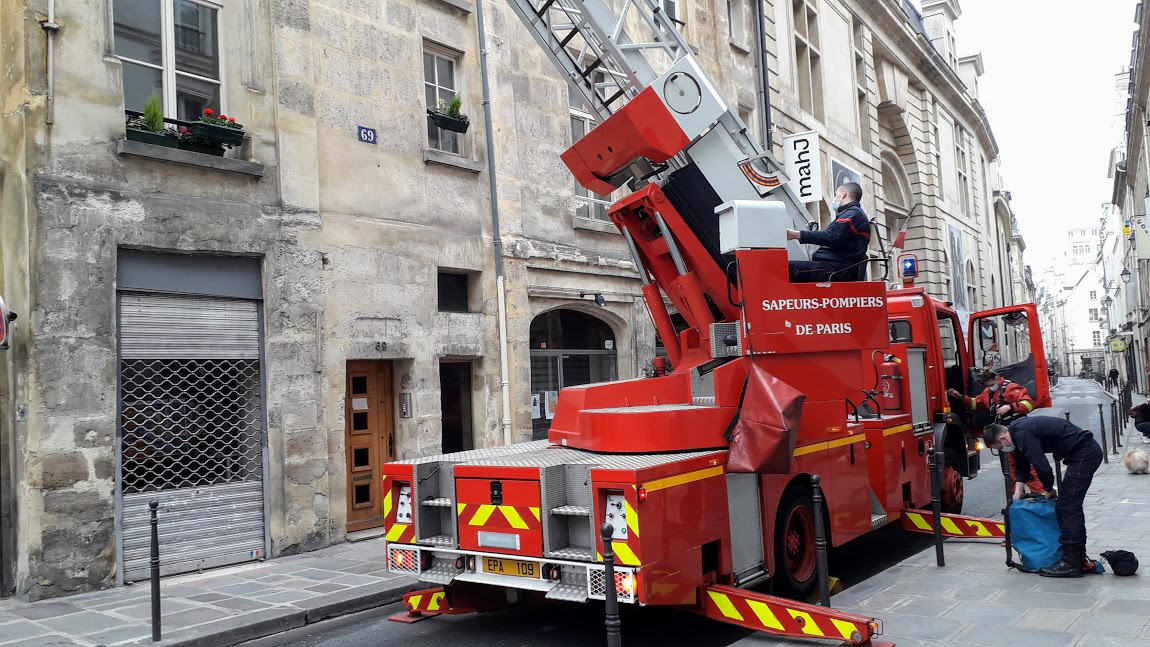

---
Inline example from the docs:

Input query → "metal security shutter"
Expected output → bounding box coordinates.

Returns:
[119,293,266,581]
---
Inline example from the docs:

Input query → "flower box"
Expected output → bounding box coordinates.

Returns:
[427,109,470,134]
[191,122,245,146]
[177,140,226,157]
[126,127,177,148]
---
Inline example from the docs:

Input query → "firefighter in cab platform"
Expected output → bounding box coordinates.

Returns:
[948,368,1044,493]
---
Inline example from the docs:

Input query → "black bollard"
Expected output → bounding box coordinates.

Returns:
[928,450,945,567]
[1114,401,1124,449]
[1064,409,1071,422]
[1098,403,1110,464]
[149,500,161,642]
[998,451,1017,569]
[600,523,622,647]
[810,475,831,607]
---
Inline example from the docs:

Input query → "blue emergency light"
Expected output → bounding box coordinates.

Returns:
[900,255,919,278]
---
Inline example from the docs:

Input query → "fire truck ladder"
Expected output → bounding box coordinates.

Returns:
[504,0,816,242]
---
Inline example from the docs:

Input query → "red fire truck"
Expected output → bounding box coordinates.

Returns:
[379,0,1048,644]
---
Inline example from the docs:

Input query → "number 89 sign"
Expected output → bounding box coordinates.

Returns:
[357,126,377,144]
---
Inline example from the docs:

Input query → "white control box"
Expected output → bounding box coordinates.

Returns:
[716,200,789,253]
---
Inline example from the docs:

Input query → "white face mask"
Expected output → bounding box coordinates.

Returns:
[987,383,1000,393]
[831,194,845,210]
[1000,442,1015,453]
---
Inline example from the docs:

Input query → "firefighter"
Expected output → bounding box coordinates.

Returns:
[947,368,1045,494]
[983,419,1103,578]
[785,182,870,283]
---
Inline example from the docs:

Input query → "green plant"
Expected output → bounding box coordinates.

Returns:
[446,95,463,118]
[143,91,164,132]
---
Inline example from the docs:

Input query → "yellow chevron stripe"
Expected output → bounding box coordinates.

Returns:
[643,465,724,493]
[500,506,529,530]
[386,523,409,542]
[884,423,914,436]
[530,507,540,521]
[613,542,640,566]
[831,618,859,640]
[457,503,467,516]
[940,516,961,535]
[428,591,444,611]
[788,610,825,637]
[906,512,932,532]
[625,500,640,539]
[408,594,423,611]
[469,504,496,526]
[967,520,991,537]
[707,591,744,621]
[746,599,784,630]
[383,489,394,518]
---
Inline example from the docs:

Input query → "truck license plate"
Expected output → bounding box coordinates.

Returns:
[482,557,537,578]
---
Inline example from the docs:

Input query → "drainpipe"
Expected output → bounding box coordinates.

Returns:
[476,0,514,446]
[41,0,60,127]
[753,0,773,148]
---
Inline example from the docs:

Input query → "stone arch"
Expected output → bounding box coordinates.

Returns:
[527,306,622,439]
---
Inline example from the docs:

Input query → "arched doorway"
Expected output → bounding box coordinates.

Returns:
[530,309,618,439]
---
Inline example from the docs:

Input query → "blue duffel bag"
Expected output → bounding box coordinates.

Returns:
[1008,496,1063,572]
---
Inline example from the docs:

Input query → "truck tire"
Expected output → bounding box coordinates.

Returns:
[773,486,819,600]
[941,447,964,514]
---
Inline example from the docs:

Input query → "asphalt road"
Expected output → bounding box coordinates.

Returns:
[259,382,1117,647]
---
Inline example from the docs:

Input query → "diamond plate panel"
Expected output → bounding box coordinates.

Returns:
[120,358,263,494]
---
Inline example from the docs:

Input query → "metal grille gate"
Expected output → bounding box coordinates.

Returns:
[119,293,267,581]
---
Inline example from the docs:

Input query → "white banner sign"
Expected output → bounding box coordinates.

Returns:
[783,131,822,203]
[1135,211,1150,261]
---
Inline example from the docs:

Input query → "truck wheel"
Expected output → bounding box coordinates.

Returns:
[941,448,964,514]
[773,486,818,600]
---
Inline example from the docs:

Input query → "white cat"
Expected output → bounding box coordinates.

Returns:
[1124,447,1150,475]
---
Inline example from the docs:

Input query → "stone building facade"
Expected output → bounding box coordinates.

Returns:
[1,0,1021,599]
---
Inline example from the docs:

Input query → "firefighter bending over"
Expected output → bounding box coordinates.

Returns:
[948,368,1044,494]
[785,182,870,283]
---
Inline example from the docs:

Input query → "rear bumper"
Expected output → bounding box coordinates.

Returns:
[385,542,639,604]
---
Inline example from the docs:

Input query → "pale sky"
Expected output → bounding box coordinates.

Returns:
[950,0,1137,274]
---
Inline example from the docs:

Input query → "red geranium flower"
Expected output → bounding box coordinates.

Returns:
[228,117,236,123]
[203,108,214,116]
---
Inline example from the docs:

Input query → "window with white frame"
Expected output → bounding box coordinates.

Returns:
[965,260,976,308]
[569,80,615,221]
[1093,330,1102,346]
[424,45,463,155]
[852,16,869,148]
[1090,290,1097,300]
[954,124,970,214]
[792,0,824,120]
[662,0,680,24]
[114,0,222,119]
[1089,308,1099,321]
[727,0,747,46]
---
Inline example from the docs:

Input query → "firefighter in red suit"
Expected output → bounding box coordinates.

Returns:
[948,368,1045,494]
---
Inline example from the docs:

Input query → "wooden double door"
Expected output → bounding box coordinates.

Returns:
[345,360,395,532]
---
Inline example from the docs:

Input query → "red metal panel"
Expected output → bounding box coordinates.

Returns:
[453,465,540,481]
[456,478,543,556]
[560,87,690,196]
[382,466,416,545]
[737,249,889,355]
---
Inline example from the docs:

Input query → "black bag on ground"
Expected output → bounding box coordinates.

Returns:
[1100,550,1139,576]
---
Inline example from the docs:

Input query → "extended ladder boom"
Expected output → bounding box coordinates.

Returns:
[505,0,815,259]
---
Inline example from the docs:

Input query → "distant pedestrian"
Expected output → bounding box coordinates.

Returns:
[1128,402,1150,442]
[984,417,1103,578]
[1109,368,1120,391]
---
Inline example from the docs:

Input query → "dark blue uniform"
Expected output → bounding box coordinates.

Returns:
[789,202,870,282]
[1007,416,1102,566]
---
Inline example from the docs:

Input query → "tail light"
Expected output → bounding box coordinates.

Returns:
[466,556,477,572]
[388,546,420,575]
[615,571,634,597]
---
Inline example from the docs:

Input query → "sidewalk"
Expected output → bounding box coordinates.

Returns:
[0,536,417,647]
[734,394,1150,647]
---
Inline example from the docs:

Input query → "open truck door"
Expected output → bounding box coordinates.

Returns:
[967,304,1051,409]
